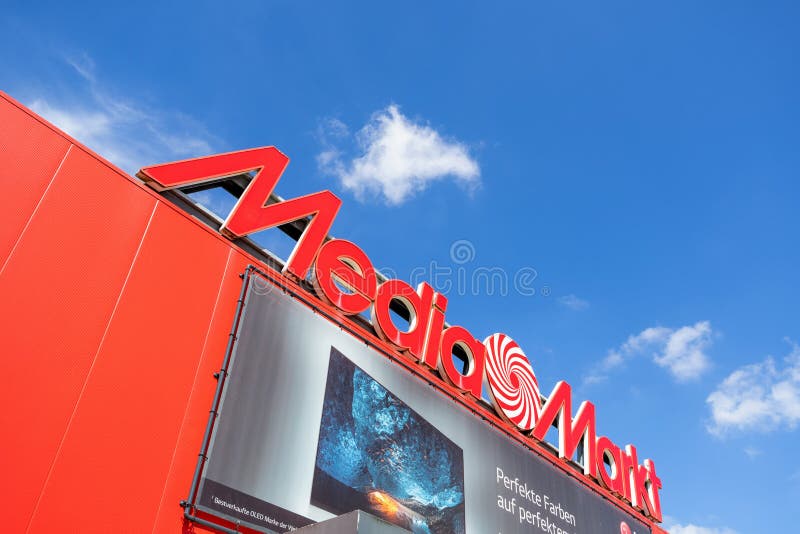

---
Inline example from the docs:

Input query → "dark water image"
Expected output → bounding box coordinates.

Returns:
[312,348,466,534]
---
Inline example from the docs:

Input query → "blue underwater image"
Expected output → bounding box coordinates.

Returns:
[312,348,466,534]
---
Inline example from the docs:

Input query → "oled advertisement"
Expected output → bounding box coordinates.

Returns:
[312,349,466,534]
[194,271,651,534]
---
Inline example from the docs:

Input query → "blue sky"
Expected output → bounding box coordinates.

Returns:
[2,2,799,533]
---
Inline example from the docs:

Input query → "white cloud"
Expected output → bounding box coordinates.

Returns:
[706,339,800,436]
[585,321,713,384]
[653,322,714,381]
[64,51,97,83]
[557,294,589,311]
[318,105,480,205]
[26,54,217,174]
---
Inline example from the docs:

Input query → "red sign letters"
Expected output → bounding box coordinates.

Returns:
[138,147,664,522]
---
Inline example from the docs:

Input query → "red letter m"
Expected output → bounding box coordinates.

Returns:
[532,381,597,478]
[138,147,341,279]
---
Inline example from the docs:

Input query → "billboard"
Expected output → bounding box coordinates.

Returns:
[191,270,651,534]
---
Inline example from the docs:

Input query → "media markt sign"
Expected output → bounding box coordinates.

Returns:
[139,148,663,533]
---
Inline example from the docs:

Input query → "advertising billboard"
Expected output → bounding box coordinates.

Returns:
[192,270,651,534]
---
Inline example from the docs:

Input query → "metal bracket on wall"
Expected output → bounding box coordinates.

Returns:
[182,265,254,534]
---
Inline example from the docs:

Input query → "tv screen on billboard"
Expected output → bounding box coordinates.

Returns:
[193,271,651,534]
[312,348,466,534]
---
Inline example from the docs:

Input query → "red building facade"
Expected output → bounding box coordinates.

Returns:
[0,92,666,534]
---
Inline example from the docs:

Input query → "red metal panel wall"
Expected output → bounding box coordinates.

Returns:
[0,92,246,533]
[0,145,159,533]
[27,204,232,533]
[0,96,71,267]
[150,250,253,533]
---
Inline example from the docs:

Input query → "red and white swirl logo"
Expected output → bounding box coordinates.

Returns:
[483,333,542,431]
[620,521,632,534]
